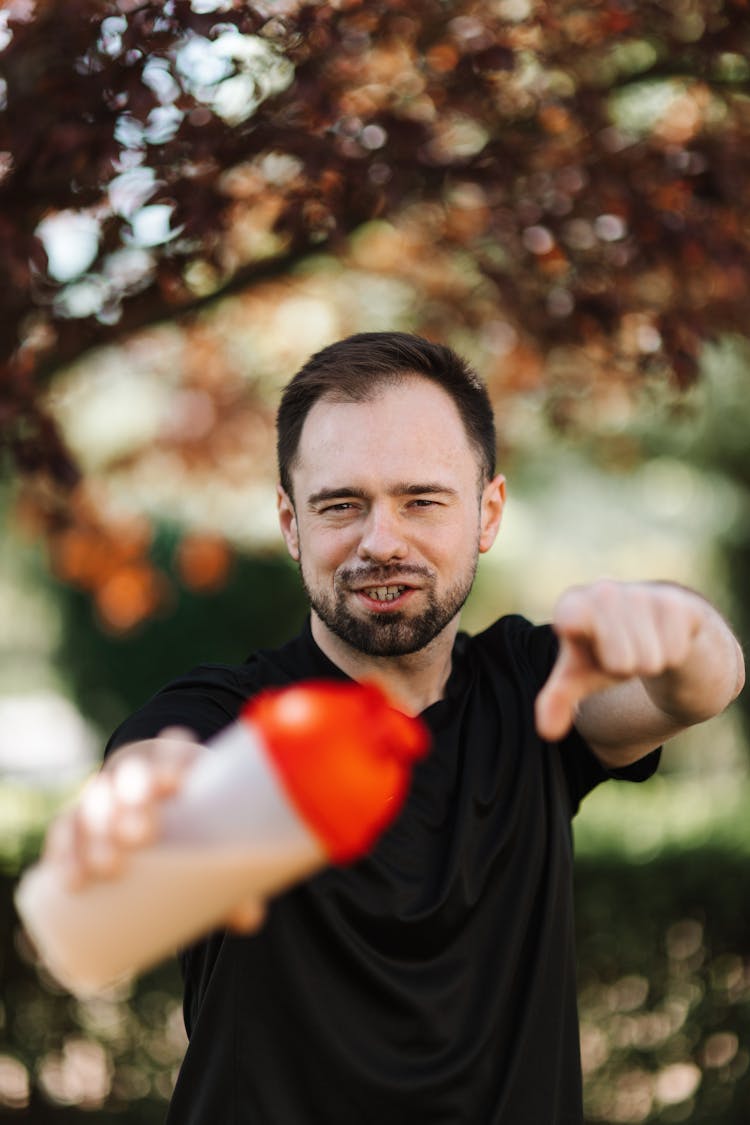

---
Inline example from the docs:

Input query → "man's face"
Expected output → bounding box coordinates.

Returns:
[278,377,505,658]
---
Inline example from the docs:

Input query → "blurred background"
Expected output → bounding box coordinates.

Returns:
[1,1,749,1121]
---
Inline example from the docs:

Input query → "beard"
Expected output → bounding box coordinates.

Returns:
[300,558,478,657]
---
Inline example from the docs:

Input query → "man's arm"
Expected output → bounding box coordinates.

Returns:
[534,580,745,768]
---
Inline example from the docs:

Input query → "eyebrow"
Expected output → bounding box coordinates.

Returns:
[306,483,459,508]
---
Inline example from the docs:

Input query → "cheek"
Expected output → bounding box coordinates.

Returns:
[299,528,354,573]
[425,515,480,558]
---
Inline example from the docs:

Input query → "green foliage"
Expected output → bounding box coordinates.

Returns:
[53,534,308,735]
[577,850,750,1124]
[574,775,750,862]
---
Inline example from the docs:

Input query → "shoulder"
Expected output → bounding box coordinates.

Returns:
[104,622,321,756]
[105,661,262,755]
[468,614,558,685]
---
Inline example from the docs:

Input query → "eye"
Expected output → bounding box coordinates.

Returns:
[321,502,358,513]
[409,498,439,508]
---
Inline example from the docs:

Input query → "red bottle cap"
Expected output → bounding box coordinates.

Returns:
[242,681,430,863]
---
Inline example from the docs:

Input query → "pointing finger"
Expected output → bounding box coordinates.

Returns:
[536,637,621,741]
[535,640,590,741]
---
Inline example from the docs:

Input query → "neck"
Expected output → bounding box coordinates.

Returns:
[310,612,460,716]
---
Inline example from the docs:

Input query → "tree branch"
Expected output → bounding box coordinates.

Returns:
[29,235,338,390]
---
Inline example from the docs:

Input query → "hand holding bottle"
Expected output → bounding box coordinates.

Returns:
[16,680,429,995]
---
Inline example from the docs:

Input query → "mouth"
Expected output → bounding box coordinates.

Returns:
[362,584,408,602]
[352,584,416,611]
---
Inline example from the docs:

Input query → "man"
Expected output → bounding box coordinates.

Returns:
[49,333,744,1123]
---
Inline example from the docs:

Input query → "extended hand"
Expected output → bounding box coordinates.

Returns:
[534,580,712,742]
[43,728,266,934]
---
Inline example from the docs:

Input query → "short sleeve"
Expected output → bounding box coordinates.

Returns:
[491,615,661,814]
[104,664,252,758]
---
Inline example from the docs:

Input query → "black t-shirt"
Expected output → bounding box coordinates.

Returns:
[107,616,660,1125]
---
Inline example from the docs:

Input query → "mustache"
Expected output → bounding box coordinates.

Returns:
[337,564,434,586]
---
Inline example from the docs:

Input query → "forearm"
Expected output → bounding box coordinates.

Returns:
[641,599,744,726]
[576,673,720,769]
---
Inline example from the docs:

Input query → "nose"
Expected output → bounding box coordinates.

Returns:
[356,504,408,563]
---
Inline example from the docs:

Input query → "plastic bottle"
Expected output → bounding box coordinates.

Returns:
[15,680,429,996]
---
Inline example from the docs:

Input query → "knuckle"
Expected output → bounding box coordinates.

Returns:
[554,585,588,625]
[607,655,637,678]
[113,757,153,805]
[79,776,116,833]
[591,579,622,609]
[639,654,665,678]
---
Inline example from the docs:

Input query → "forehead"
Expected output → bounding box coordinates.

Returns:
[292,377,480,491]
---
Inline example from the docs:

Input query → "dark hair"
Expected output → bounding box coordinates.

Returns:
[277,332,496,496]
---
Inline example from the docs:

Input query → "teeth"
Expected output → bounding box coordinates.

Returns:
[365,585,406,602]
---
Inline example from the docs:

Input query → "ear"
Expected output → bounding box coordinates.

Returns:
[478,474,506,554]
[277,485,300,561]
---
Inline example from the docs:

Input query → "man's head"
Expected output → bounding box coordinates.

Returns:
[276,333,505,659]
[277,332,496,499]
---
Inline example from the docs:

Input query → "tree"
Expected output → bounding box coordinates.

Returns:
[2,0,750,627]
